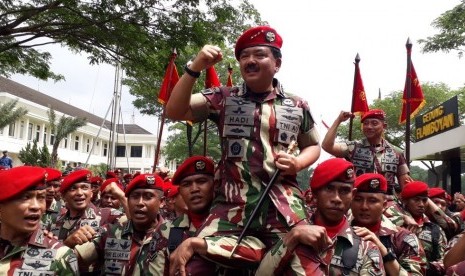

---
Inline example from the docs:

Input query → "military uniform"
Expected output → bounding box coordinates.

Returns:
[0,226,78,275]
[41,198,65,231]
[256,215,384,275]
[76,215,164,275]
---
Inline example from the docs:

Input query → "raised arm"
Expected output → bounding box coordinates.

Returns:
[321,111,352,157]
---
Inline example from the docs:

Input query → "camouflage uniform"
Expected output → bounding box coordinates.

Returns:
[41,199,65,231]
[188,80,319,264]
[256,215,385,275]
[414,214,446,274]
[75,215,164,275]
[340,138,409,192]
[0,228,78,275]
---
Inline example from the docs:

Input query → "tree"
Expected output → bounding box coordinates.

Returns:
[0,98,27,129]
[48,108,87,167]
[18,139,50,167]
[419,2,465,57]
[1,0,262,83]
[162,121,221,164]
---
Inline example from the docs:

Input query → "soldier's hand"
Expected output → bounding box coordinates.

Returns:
[275,151,300,175]
[403,215,419,233]
[337,111,354,123]
[353,226,388,256]
[103,181,125,200]
[190,45,223,72]
[169,237,207,276]
[283,225,332,253]
[63,225,97,248]
[42,229,58,240]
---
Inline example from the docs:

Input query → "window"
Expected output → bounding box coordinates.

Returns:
[35,125,40,142]
[27,123,33,140]
[43,127,47,145]
[103,143,108,157]
[64,136,68,148]
[130,146,143,158]
[19,121,25,139]
[116,145,126,157]
[86,138,90,153]
[8,122,15,137]
[50,131,55,145]
[74,136,80,151]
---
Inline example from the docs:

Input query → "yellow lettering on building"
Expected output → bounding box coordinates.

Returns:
[422,106,444,124]
[416,113,455,140]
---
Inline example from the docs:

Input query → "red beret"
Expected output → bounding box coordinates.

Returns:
[235,26,283,60]
[310,158,355,192]
[123,173,132,179]
[133,171,141,177]
[106,171,117,179]
[401,181,428,200]
[361,109,386,122]
[428,187,446,199]
[90,176,103,185]
[125,174,164,196]
[354,173,387,193]
[100,178,123,193]
[44,168,62,182]
[0,166,47,202]
[172,156,215,185]
[60,169,92,193]
[167,185,179,198]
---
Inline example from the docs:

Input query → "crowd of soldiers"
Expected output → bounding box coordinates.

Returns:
[1,25,465,275]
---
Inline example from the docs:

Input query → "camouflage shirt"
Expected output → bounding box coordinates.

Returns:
[76,215,164,275]
[190,79,319,228]
[0,228,78,275]
[41,199,65,231]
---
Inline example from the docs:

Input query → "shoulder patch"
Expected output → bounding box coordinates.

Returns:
[366,248,382,270]
[403,233,420,255]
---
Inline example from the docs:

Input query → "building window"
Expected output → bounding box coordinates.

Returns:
[35,125,40,142]
[145,146,152,158]
[19,121,25,139]
[130,146,143,158]
[43,127,47,145]
[74,136,80,151]
[86,138,90,153]
[103,143,108,157]
[64,136,68,148]
[8,122,15,137]
[116,145,126,157]
[27,123,33,140]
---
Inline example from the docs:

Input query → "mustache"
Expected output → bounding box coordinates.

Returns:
[245,63,259,72]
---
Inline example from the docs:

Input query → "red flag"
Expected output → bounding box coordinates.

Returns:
[157,51,179,105]
[205,66,221,88]
[399,61,425,123]
[321,119,330,129]
[226,65,233,87]
[351,56,369,116]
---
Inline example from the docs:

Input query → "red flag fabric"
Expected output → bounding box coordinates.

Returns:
[321,119,330,129]
[158,53,179,105]
[205,66,221,88]
[226,67,233,87]
[352,61,369,116]
[399,61,425,124]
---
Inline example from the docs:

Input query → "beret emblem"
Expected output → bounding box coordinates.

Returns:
[265,31,275,42]
[146,175,155,185]
[369,179,380,189]
[195,160,206,171]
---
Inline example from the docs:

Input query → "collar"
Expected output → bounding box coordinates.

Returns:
[187,211,208,229]
[124,214,164,237]
[378,215,398,236]
[239,78,285,102]
[314,214,350,240]
[362,138,386,149]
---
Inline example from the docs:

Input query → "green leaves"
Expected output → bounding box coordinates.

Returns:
[0,98,27,129]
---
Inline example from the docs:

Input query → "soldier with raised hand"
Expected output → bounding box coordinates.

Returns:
[166,25,321,275]
[256,158,385,275]
[74,173,166,275]
[351,173,425,275]
[0,166,78,275]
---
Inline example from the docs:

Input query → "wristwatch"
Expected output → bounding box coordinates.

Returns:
[184,64,201,78]
[382,250,396,263]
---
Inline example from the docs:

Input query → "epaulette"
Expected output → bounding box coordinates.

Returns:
[202,87,222,95]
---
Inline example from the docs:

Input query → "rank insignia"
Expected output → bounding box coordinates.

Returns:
[346,168,354,179]
[146,175,155,185]
[369,179,380,189]
[265,31,276,42]
[195,160,206,171]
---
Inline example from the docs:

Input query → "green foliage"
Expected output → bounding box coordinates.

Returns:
[0,99,28,129]
[88,162,108,178]
[297,167,313,191]
[419,2,465,57]
[162,121,221,164]
[18,140,51,167]
[409,165,428,182]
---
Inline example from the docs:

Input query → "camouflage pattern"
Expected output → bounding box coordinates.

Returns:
[376,215,426,275]
[75,215,164,275]
[256,216,385,275]
[446,261,465,276]
[446,229,463,254]
[428,207,460,239]
[41,199,66,231]
[383,200,407,227]
[0,228,78,275]
[341,138,409,192]
[414,214,446,274]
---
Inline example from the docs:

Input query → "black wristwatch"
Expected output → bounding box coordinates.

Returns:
[382,251,396,263]
[184,64,201,78]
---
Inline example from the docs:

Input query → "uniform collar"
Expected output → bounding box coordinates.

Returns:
[378,215,398,236]
[240,78,285,102]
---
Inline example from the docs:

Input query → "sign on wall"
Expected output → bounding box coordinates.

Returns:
[415,96,459,141]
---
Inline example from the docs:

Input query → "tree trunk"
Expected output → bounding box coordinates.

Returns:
[187,124,193,157]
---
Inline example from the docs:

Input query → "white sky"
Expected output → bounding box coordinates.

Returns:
[10,0,465,165]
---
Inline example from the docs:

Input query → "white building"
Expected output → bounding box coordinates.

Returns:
[0,76,171,173]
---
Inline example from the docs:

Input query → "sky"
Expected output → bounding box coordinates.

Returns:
[10,0,465,164]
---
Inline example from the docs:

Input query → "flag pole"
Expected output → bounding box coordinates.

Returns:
[405,38,412,167]
[349,53,361,141]
[153,49,177,172]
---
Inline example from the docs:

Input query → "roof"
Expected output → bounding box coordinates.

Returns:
[0,76,152,135]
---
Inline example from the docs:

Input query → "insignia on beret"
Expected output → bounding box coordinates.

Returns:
[369,179,380,189]
[146,175,155,185]
[265,31,276,42]
[44,172,48,183]
[86,173,91,181]
[346,168,354,179]
[195,160,206,171]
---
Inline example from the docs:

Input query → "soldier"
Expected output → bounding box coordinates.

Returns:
[0,166,78,275]
[49,169,123,274]
[123,173,133,187]
[256,158,385,275]
[351,173,425,275]
[322,109,411,192]
[399,181,447,275]
[73,173,166,275]
[165,184,188,218]
[90,176,103,206]
[41,168,65,230]
[99,177,124,210]
[429,187,463,238]
[166,25,321,274]
[0,150,13,169]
